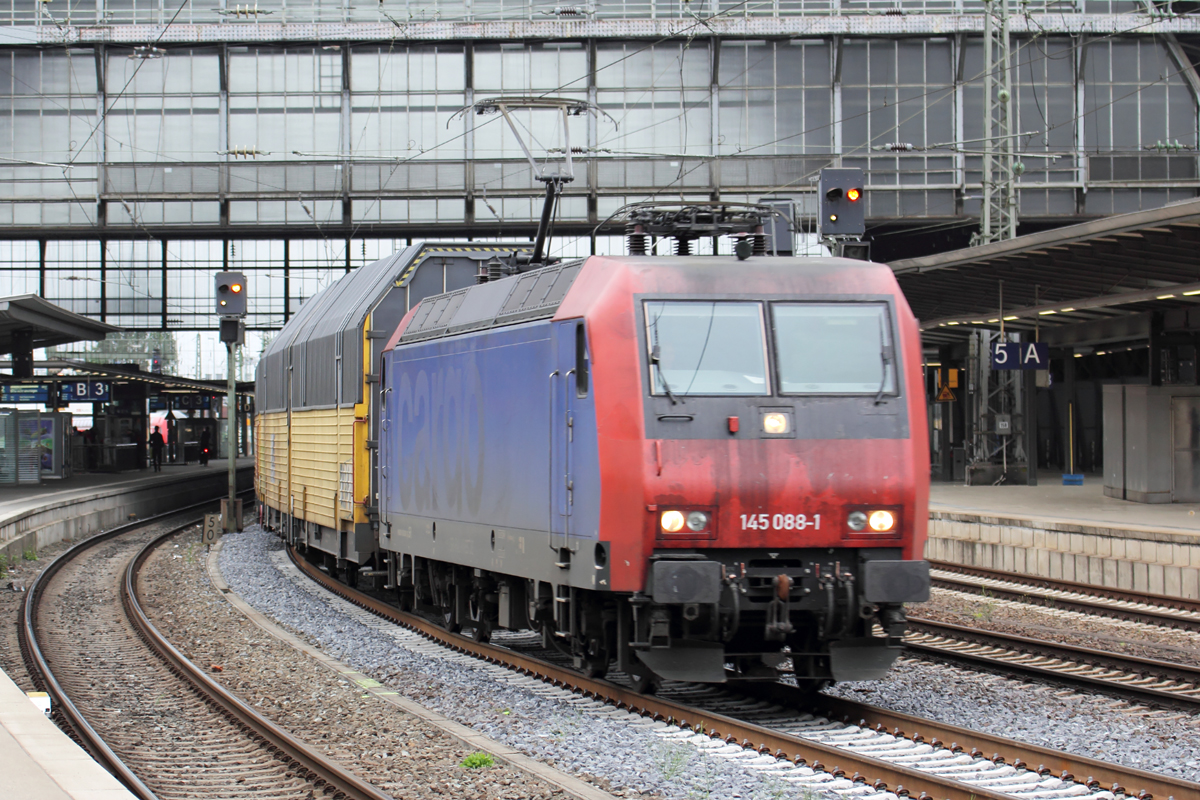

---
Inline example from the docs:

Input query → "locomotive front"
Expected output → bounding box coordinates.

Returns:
[571,255,931,689]
[375,251,930,692]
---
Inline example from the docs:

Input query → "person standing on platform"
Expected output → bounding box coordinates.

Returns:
[199,427,211,466]
[149,428,165,472]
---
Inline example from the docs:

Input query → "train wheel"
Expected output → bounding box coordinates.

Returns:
[579,638,610,679]
[396,586,415,613]
[628,662,658,695]
[471,619,492,643]
[441,605,462,634]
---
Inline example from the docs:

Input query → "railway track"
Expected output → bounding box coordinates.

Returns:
[21,506,390,800]
[904,617,1200,709]
[286,546,1200,800]
[928,560,1200,632]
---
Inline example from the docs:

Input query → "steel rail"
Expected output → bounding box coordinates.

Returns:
[286,546,1088,800]
[720,683,1200,800]
[125,526,393,800]
[289,548,1200,800]
[814,694,1199,800]
[21,514,181,800]
[20,494,252,800]
[906,617,1200,709]
[928,560,1200,631]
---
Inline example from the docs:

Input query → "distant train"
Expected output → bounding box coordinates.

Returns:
[257,230,931,691]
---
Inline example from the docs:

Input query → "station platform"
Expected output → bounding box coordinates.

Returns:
[0,458,254,562]
[0,669,136,800]
[927,473,1200,600]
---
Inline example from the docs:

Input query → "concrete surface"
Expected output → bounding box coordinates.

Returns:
[0,459,254,561]
[927,473,1200,598]
[0,668,136,800]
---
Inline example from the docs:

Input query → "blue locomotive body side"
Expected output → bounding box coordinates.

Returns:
[381,318,601,566]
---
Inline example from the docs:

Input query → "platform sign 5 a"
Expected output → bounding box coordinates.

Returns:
[59,380,110,402]
[992,342,1049,370]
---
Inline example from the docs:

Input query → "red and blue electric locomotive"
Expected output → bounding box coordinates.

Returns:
[376,251,930,690]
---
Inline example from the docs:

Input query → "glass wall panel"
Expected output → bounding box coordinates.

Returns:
[0,49,99,165]
[109,201,221,226]
[1013,37,1079,186]
[842,39,955,167]
[352,238,411,270]
[1084,38,1197,152]
[475,44,588,93]
[165,240,223,328]
[229,48,343,159]
[718,40,831,157]
[288,238,347,316]
[0,241,40,295]
[596,42,710,157]
[352,197,465,223]
[105,49,221,163]
[104,240,164,327]
[350,45,464,161]
[44,241,102,318]
[470,45,589,165]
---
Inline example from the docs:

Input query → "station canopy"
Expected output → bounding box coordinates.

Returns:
[890,199,1200,348]
[0,294,118,354]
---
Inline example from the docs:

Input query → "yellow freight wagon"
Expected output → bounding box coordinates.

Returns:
[254,242,532,582]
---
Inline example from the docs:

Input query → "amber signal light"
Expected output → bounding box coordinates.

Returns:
[847,188,861,202]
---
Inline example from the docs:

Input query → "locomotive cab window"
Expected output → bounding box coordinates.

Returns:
[772,303,897,395]
[575,322,589,398]
[644,301,769,396]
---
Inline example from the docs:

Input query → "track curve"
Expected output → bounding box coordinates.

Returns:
[22,507,391,800]
[286,545,1200,800]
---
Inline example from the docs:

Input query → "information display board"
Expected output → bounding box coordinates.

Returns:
[0,384,49,403]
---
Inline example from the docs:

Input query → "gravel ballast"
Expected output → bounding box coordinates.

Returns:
[210,527,808,800]
[208,526,1200,794]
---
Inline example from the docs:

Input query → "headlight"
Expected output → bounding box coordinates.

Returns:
[868,510,896,532]
[661,510,686,532]
[762,412,790,435]
[686,511,709,532]
[847,510,868,531]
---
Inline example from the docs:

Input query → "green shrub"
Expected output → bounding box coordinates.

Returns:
[22,549,36,561]
[460,752,494,769]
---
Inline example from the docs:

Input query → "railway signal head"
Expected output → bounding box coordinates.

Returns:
[215,271,247,317]
[818,168,865,239]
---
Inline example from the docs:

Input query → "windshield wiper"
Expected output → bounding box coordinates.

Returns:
[651,345,681,406]
[874,315,894,405]
[875,342,895,405]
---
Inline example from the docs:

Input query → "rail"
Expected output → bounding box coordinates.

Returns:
[288,546,1200,800]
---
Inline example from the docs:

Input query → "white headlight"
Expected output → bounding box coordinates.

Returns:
[661,510,685,532]
[847,511,868,531]
[686,511,709,532]
[763,412,790,435]
[868,510,896,532]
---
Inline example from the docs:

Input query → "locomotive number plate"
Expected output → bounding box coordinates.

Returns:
[740,513,821,531]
